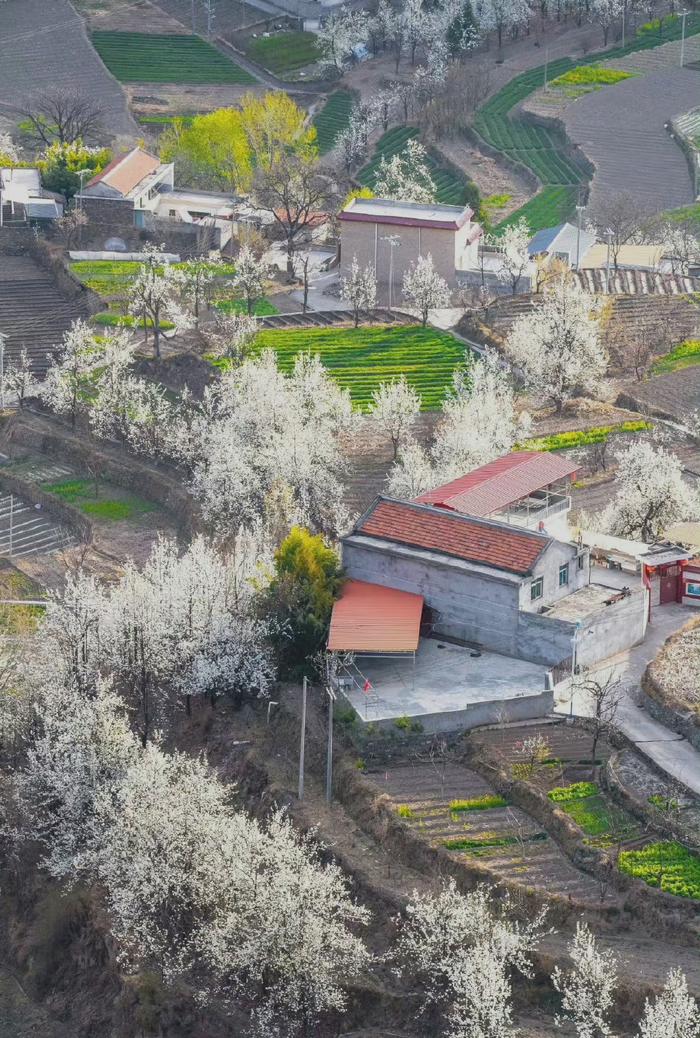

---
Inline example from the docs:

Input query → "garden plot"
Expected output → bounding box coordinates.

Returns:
[367,762,607,903]
[91,31,255,84]
[249,325,468,411]
[313,91,355,154]
[0,0,134,141]
[547,781,644,849]
[475,720,613,771]
[245,31,321,77]
[359,127,479,209]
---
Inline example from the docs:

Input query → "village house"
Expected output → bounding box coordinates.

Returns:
[76,146,270,248]
[328,452,650,730]
[338,196,482,298]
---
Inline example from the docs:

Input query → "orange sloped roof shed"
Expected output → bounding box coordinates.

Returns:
[328,580,423,654]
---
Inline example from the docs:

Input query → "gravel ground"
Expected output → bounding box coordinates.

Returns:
[0,0,135,143]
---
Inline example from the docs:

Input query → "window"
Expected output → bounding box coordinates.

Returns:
[169,209,176,217]
[577,552,585,570]
[559,563,569,587]
[530,577,544,601]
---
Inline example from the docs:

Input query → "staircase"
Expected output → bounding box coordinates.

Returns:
[0,255,87,376]
[0,491,73,557]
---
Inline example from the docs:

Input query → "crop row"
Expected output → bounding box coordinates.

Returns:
[91,32,255,84]
[619,841,700,900]
[313,91,355,154]
[246,31,320,75]
[494,187,578,234]
[359,127,479,209]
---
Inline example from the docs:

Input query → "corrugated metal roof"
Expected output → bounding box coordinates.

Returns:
[415,451,578,516]
[328,579,423,653]
[355,497,550,576]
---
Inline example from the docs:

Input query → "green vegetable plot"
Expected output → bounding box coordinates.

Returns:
[91,32,255,84]
[313,91,355,154]
[246,31,320,75]
[359,126,480,209]
[619,841,700,900]
[249,325,469,411]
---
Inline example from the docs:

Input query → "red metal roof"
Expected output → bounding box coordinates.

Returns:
[328,579,423,653]
[355,498,549,576]
[415,451,578,516]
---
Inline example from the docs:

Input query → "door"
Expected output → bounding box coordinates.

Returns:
[660,566,680,604]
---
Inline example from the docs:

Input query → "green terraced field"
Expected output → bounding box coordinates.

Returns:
[313,91,355,153]
[359,126,480,209]
[91,31,255,84]
[252,325,469,411]
[478,12,700,231]
[246,31,320,74]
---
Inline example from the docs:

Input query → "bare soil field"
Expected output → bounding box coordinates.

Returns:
[365,761,608,903]
[126,82,261,119]
[0,0,135,143]
[437,136,532,220]
[74,0,185,33]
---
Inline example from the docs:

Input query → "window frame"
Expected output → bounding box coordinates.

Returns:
[530,576,544,601]
[559,563,570,587]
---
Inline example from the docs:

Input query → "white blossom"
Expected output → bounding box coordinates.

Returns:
[206,310,259,362]
[386,437,437,499]
[589,0,623,43]
[402,253,451,325]
[596,438,699,543]
[488,217,532,295]
[504,278,607,411]
[40,319,103,428]
[432,352,530,478]
[369,375,422,459]
[4,346,38,408]
[317,9,370,74]
[552,921,617,1038]
[231,245,268,315]
[374,138,437,205]
[128,246,191,357]
[341,255,377,325]
[0,131,21,163]
[638,969,700,1038]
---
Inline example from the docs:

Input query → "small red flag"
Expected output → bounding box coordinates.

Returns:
[363,679,372,694]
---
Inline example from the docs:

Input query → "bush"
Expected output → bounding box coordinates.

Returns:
[548,781,599,802]
[619,841,700,900]
[262,527,344,679]
[394,714,424,733]
[397,804,414,818]
[524,420,650,451]
[450,795,508,811]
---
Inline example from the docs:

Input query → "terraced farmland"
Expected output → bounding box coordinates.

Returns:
[359,127,480,209]
[475,13,700,231]
[246,31,320,75]
[91,31,255,84]
[367,762,606,903]
[313,91,355,154]
[251,325,468,411]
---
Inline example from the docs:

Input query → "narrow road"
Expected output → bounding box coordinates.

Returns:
[556,603,700,796]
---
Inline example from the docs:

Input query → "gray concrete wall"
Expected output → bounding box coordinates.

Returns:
[576,589,648,668]
[340,219,458,288]
[521,540,588,611]
[349,688,555,734]
[516,610,576,666]
[343,538,523,657]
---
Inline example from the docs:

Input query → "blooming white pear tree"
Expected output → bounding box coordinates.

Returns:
[369,375,422,459]
[402,253,451,326]
[552,921,617,1038]
[40,319,103,429]
[341,255,377,326]
[177,255,227,324]
[231,245,268,315]
[374,138,437,205]
[4,346,38,409]
[189,351,354,538]
[317,9,370,74]
[504,278,607,412]
[477,0,531,46]
[637,969,700,1038]
[488,217,532,295]
[205,310,259,362]
[386,438,437,499]
[128,246,190,357]
[432,352,530,478]
[597,439,699,543]
[0,131,20,164]
[590,0,623,44]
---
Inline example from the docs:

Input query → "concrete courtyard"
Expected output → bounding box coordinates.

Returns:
[341,637,550,731]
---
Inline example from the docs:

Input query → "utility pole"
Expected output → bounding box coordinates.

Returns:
[621,2,626,47]
[9,493,13,559]
[544,47,549,90]
[191,0,196,31]
[680,10,688,67]
[605,228,613,294]
[298,675,308,800]
[575,203,585,270]
[325,684,336,804]
[380,234,401,312]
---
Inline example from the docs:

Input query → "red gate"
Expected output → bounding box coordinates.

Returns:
[660,565,680,604]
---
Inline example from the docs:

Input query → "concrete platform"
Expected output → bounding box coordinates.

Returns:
[341,637,551,732]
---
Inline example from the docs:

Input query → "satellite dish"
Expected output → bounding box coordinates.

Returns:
[104,237,128,252]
